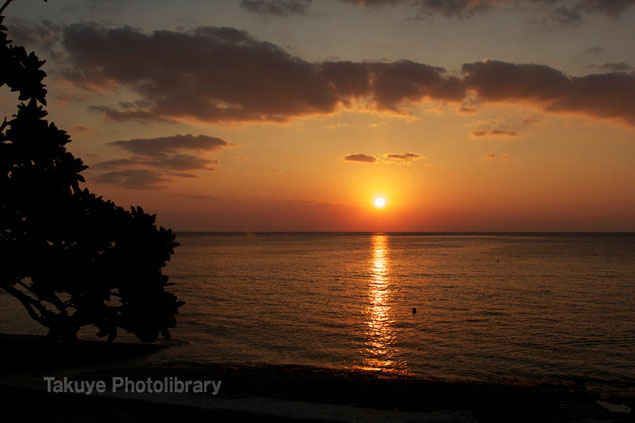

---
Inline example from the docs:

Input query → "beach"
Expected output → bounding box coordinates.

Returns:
[1,334,633,422]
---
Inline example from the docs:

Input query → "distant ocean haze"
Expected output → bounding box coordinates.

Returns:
[1,233,634,392]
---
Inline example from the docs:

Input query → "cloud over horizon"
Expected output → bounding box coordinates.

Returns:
[597,62,633,72]
[94,134,229,188]
[343,153,378,163]
[107,134,228,156]
[344,152,424,163]
[59,24,464,123]
[462,60,635,126]
[11,21,633,128]
[470,128,519,137]
[341,0,635,22]
[481,152,511,161]
[383,152,422,162]
[96,169,171,189]
[240,0,312,16]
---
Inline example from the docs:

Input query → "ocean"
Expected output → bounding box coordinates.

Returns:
[2,233,634,392]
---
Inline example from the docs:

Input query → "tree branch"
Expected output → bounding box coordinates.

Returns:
[1,283,49,325]
[0,0,16,16]
[0,117,8,133]
[16,279,67,313]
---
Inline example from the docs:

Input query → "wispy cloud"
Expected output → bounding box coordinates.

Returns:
[481,152,511,161]
[596,62,633,72]
[94,134,229,188]
[240,0,312,16]
[470,128,519,138]
[173,193,219,200]
[383,152,423,162]
[342,0,635,22]
[107,134,228,156]
[96,169,170,189]
[344,152,424,164]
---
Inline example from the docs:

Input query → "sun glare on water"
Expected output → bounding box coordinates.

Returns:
[374,197,386,208]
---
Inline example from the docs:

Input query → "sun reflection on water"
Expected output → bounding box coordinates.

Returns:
[358,234,406,373]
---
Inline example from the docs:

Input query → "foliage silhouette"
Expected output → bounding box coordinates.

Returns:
[0,13,184,343]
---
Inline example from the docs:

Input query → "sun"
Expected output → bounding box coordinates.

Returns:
[374,197,386,208]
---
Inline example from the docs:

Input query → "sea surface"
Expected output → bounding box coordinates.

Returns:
[2,233,635,392]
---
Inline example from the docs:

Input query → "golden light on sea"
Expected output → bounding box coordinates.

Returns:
[357,233,407,374]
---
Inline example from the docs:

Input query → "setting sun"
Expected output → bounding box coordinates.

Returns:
[1,1,634,421]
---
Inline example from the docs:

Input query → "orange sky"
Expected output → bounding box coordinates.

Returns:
[3,0,635,231]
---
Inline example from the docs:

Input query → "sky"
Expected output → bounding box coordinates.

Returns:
[2,0,635,231]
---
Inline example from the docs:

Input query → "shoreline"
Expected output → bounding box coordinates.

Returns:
[1,334,633,422]
[3,362,633,422]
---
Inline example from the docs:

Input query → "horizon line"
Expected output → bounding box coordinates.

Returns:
[174,231,635,235]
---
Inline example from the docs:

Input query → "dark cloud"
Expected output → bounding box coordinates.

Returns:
[490,129,519,136]
[344,152,423,163]
[470,128,519,137]
[240,0,312,16]
[481,152,511,160]
[471,129,488,137]
[365,61,465,109]
[93,158,138,169]
[6,19,63,58]
[55,92,92,104]
[530,1,635,27]
[342,0,501,17]
[344,0,404,4]
[154,155,218,171]
[415,0,504,17]
[522,117,540,126]
[17,22,627,127]
[576,0,635,16]
[343,153,378,163]
[598,62,633,72]
[384,152,422,162]
[549,6,583,25]
[62,0,126,15]
[342,0,635,21]
[458,104,478,113]
[174,193,218,200]
[463,60,635,126]
[69,125,91,134]
[170,172,198,178]
[583,46,605,55]
[61,25,465,123]
[95,155,218,171]
[107,134,228,156]
[88,105,176,123]
[94,134,228,187]
[96,169,170,189]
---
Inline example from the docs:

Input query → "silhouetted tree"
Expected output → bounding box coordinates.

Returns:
[0,12,183,343]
